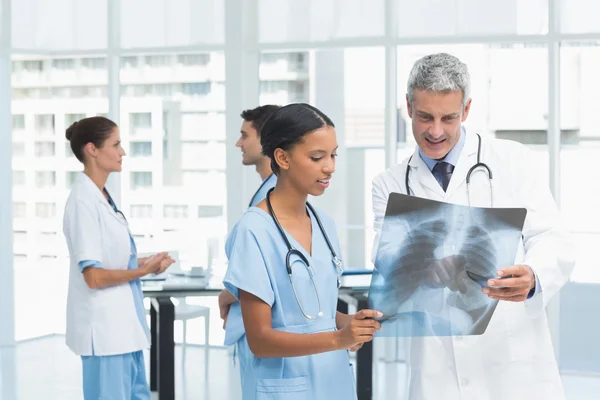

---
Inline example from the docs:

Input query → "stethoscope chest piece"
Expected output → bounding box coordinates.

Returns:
[333,256,343,288]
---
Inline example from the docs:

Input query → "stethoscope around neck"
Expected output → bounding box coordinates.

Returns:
[405,133,494,207]
[103,188,129,226]
[266,188,343,320]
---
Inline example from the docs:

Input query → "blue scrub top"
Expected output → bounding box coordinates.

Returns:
[248,174,277,207]
[223,207,356,399]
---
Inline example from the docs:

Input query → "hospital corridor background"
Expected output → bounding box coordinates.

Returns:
[2,0,600,399]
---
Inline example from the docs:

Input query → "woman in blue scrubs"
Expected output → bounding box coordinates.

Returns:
[223,104,382,399]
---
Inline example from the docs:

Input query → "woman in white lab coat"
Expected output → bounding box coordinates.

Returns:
[62,116,174,400]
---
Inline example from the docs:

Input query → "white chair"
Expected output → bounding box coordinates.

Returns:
[172,297,210,365]
[143,297,210,366]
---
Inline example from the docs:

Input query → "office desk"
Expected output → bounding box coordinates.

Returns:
[142,271,373,400]
[143,276,223,400]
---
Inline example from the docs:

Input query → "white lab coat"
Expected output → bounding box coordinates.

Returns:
[63,172,149,356]
[371,131,575,400]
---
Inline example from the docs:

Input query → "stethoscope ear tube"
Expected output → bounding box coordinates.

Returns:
[286,249,310,276]
[266,188,341,320]
[405,133,493,202]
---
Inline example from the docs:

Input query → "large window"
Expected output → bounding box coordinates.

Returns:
[258,0,385,43]
[119,51,227,347]
[557,41,600,374]
[342,47,386,267]
[395,0,547,38]
[11,55,108,341]
[259,51,311,105]
[560,0,600,34]
[560,42,600,284]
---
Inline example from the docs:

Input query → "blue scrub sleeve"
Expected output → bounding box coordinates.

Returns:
[78,260,104,273]
[66,199,104,264]
[223,223,275,307]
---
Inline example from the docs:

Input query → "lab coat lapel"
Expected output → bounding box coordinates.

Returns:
[444,131,479,198]
[76,172,108,204]
[76,172,127,227]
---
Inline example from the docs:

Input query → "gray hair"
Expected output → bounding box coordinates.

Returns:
[407,53,471,107]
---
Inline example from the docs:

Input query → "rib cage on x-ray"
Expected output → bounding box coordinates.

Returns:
[461,225,497,279]
[368,193,526,336]
[377,219,448,308]
[376,217,497,312]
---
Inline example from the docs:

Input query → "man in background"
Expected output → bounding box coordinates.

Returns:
[237,105,280,207]
[219,104,280,325]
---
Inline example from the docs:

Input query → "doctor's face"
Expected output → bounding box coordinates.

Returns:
[407,89,471,160]
[236,120,265,166]
[90,128,126,173]
[283,125,337,197]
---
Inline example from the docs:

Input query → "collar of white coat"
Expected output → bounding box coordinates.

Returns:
[74,171,111,206]
[74,172,130,228]
[407,129,479,197]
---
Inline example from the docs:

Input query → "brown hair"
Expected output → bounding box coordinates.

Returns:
[65,116,117,163]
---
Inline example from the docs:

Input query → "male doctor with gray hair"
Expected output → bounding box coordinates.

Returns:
[371,53,575,399]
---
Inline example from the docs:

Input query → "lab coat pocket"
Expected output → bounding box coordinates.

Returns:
[256,376,309,397]
[504,304,537,362]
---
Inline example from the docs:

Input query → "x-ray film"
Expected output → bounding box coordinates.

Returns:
[368,193,527,337]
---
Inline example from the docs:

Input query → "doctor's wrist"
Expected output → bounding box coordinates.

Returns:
[137,267,149,277]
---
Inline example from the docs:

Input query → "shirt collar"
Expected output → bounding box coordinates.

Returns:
[418,125,466,171]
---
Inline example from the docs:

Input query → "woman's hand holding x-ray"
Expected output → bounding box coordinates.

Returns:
[336,309,383,350]
[483,264,535,302]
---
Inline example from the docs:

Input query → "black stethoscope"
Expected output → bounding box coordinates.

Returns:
[266,188,344,320]
[104,188,129,225]
[248,173,275,208]
[405,133,494,206]
[104,188,137,257]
